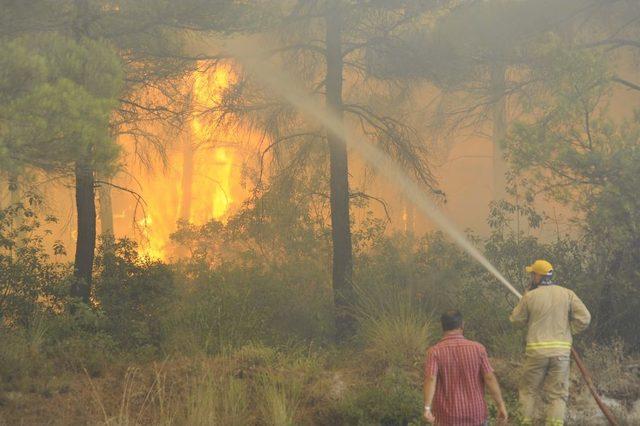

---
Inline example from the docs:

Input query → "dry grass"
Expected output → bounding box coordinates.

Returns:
[0,344,338,425]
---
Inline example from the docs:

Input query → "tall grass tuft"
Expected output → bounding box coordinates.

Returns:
[183,370,250,426]
[260,380,299,426]
[354,281,431,370]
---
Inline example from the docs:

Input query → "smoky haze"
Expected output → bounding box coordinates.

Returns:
[223,38,523,298]
[4,1,640,424]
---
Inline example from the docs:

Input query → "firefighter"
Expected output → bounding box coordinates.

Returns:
[510,260,591,426]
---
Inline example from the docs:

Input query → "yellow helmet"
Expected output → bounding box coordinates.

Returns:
[525,260,554,276]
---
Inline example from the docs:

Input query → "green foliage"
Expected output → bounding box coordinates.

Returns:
[319,244,433,426]
[0,199,68,326]
[94,238,176,353]
[0,34,123,174]
[166,259,333,355]
[167,188,335,354]
[0,322,51,391]
[355,231,522,358]
[337,368,423,426]
[51,329,118,378]
[505,38,640,349]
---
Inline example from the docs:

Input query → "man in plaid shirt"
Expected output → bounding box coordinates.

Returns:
[424,310,508,425]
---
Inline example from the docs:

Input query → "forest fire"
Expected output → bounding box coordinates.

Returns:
[190,64,236,222]
[128,62,242,259]
[4,2,640,424]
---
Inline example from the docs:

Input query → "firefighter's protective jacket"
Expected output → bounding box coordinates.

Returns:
[510,284,591,357]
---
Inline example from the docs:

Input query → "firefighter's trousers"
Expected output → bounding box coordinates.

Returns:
[519,355,570,426]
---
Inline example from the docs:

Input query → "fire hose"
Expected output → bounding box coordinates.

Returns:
[570,348,618,426]
[511,289,619,425]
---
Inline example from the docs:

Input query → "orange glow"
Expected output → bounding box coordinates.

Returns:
[116,61,249,259]
[190,64,235,222]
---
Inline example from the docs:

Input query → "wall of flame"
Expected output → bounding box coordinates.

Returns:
[112,62,252,259]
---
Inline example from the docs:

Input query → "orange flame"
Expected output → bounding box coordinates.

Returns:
[190,64,235,222]
[116,62,248,259]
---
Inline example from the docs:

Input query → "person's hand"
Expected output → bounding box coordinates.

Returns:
[424,406,435,423]
[497,403,508,424]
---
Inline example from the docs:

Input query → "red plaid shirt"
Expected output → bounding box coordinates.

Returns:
[425,332,493,426]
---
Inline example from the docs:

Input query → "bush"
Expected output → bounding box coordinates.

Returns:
[0,199,68,327]
[0,324,50,391]
[165,260,333,355]
[39,305,118,377]
[51,331,118,378]
[94,238,176,353]
[325,257,432,425]
[354,234,433,370]
[337,368,423,426]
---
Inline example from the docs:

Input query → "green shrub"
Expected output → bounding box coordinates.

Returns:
[51,331,118,377]
[42,306,119,377]
[165,260,333,356]
[337,368,422,426]
[0,199,69,327]
[0,326,50,390]
[94,238,176,353]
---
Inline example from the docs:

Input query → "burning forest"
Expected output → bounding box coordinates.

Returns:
[1,1,640,425]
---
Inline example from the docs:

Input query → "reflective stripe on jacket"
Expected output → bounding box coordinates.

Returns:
[509,285,591,357]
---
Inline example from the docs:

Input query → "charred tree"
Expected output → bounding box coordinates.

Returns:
[325,1,355,341]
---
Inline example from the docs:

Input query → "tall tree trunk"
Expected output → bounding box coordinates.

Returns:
[491,63,508,200]
[179,134,194,222]
[70,0,96,305]
[72,158,96,304]
[325,1,355,341]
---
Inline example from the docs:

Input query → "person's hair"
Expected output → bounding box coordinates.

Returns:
[441,310,463,331]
